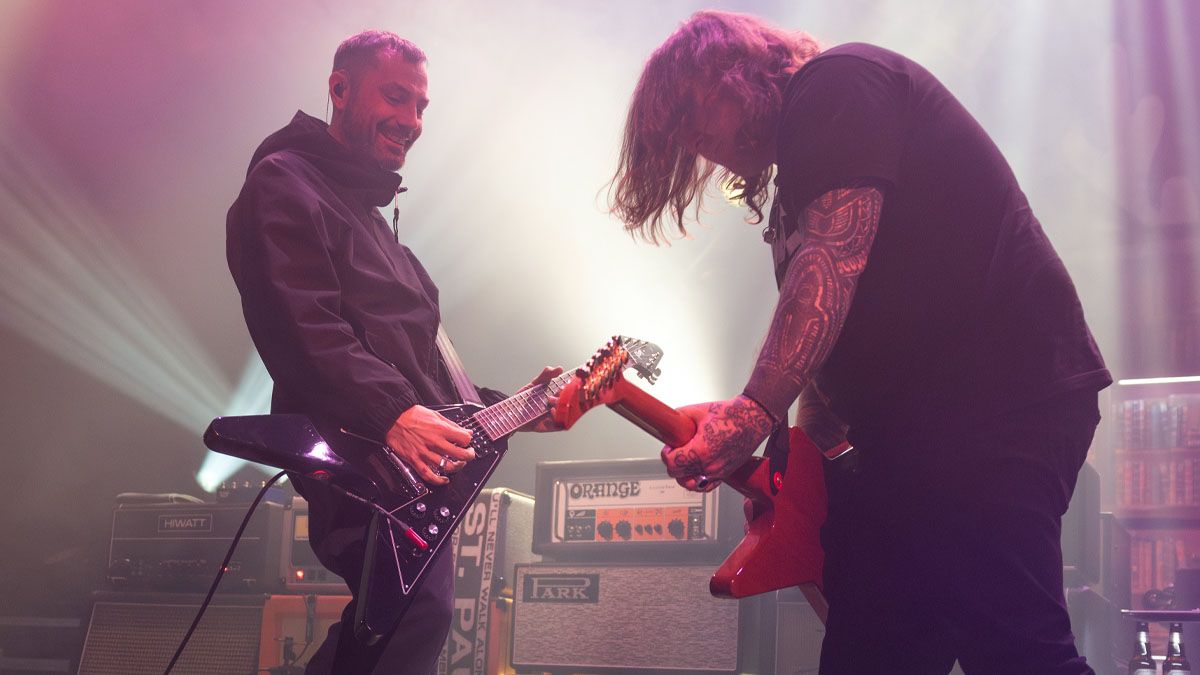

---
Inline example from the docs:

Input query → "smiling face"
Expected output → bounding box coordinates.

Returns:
[328,51,429,171]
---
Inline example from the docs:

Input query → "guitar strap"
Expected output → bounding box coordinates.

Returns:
[765,192,806,288]
[434,324,482,406]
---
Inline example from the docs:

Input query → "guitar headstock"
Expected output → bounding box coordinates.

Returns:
[616,335,663,384]
[552,335,663,430]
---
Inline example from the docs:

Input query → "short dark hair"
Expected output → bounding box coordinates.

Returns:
[332,30,426,80]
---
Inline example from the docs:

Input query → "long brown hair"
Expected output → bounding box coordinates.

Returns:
[609,11,820,243]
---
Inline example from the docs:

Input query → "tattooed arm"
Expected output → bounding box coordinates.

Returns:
[744,186,883,420]
[662,186,882,491]
[660,396,776,491]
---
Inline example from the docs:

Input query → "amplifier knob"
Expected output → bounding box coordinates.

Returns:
[409,502,428,519]
[668,519,684,539]
[615,520,632,540]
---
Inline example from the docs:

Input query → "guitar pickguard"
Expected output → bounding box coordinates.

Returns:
[352,403,511,644]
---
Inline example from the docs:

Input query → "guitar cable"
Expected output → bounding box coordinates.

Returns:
[160,468,429,673]
[162,470,287,675]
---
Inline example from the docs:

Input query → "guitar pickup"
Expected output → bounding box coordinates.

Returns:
[381,449,429,497]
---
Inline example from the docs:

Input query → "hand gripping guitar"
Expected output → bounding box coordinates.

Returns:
[203,336,666,643]
[552,338,829,623]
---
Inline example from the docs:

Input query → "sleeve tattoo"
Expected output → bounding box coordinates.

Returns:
[744,186,883,421]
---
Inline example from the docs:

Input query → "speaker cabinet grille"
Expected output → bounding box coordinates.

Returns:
[79,599,263,675]
[512,564,739,673]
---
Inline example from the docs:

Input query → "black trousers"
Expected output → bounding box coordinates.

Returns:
[299,481,453,675]
[818,390,1101,674]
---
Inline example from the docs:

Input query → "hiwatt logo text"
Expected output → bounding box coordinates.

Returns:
[157,514,213,533]
[522,574,600,603]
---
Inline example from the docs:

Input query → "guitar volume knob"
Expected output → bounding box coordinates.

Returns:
[409,502,428,519]
[434,506,452,523]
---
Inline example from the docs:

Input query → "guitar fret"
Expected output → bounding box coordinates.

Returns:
[476,409,498,439]
[524,396,541,419]
[472,372,576,440]
[504,399,520,430]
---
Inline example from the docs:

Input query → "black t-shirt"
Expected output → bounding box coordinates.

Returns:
[770,43,1110,441]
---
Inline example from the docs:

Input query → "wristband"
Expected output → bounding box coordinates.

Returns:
[740,390,779,425]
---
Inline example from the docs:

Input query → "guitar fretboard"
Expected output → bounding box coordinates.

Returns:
[472,372,574,441]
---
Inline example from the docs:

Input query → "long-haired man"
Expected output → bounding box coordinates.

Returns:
[611,11,1109,673]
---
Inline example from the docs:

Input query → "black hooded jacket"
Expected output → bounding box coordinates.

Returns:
[227,111,489,449]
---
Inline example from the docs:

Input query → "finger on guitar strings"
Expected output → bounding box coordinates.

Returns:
[431,434,475,462]
[430,413,473,447]
[413,458,450,485]
[427,450,466,476]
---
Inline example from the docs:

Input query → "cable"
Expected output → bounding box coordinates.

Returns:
[292,640,313,666]
[162,470,287,675]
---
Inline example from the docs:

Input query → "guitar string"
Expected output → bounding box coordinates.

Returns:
[471,371,575,439]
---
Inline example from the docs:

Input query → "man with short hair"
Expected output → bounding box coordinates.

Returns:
[611,11,1110,673]
[227,31,556,673]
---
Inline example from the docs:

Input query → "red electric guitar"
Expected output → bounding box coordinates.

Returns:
[552,337,829,623]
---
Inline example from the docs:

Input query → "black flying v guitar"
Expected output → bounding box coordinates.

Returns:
[202,336,664,644]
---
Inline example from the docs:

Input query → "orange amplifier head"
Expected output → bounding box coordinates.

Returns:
[532,458,741,562]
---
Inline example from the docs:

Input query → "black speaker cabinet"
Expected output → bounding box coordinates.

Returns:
[511,563,742,673]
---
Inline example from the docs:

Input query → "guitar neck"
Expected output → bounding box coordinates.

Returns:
[601,379,761,496]
[472,372,574,440]
[606,378,697,448]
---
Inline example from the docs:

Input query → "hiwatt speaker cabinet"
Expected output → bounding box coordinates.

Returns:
[77,592,350,675]
[107,501,285,593]
[511,563,743,674]
[439,488,540,675]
